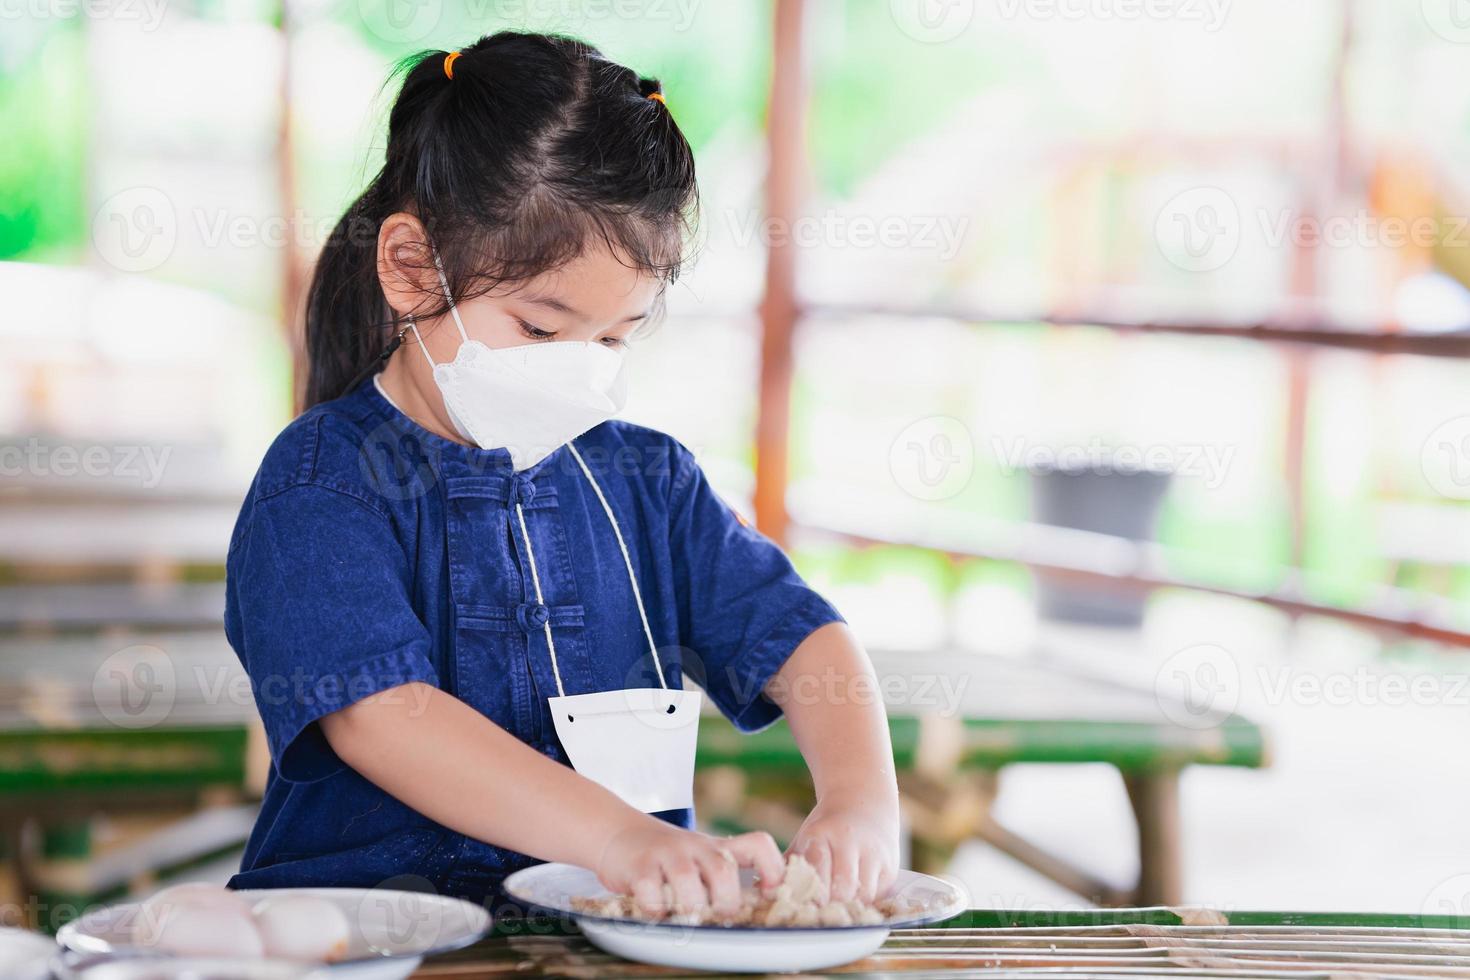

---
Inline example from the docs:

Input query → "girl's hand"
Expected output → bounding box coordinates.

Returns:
[788,789,901,903]
[594,822,785,916]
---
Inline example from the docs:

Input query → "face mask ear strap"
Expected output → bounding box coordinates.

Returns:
[431,247,471,345]
[405,315,437,370]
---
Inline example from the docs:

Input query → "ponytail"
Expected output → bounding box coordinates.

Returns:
[303,189,394,408]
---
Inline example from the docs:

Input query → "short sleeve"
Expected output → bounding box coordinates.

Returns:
[667,445,844,732]
[225,484,439,783]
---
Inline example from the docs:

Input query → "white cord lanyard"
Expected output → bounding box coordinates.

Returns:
[512,442,668,698]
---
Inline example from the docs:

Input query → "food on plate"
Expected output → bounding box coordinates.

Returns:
[136,888,264,959]
[253,894,352,962]
[572,854,925,927]
[132,884,351,962]
[144,899,266,963]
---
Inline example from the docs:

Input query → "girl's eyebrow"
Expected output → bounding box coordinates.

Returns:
[521,295,650,323]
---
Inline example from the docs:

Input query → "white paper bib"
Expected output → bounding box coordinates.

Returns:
[548,688,701,812]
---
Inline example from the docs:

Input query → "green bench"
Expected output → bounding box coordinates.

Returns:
[696,648,1266,907]
[0,633,1265,922]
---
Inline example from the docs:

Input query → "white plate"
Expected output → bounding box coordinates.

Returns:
[0,926,57,980]
[503,863,966,973]
[57,887,492,980]
[53,951,323,980]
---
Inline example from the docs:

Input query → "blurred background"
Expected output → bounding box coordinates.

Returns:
[5,0,1470,933]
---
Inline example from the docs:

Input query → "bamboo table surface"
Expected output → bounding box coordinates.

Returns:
[414,909,1470,978]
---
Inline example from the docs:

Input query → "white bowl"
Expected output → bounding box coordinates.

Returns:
[57,887,491,980]
[503,863,966,973]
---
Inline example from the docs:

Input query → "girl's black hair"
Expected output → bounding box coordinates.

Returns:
[303,31,698,408]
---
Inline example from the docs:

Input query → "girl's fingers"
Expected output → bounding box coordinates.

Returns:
[696,847,742,913]
[725,832,785,893]
[875,853,899,897]
[796,836,833,898]
[630,870,667,916]
[856,849,882,903]
[663,857,709,914]
[828,840,860,902]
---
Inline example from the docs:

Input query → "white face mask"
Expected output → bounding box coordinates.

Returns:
[406,250,629,471]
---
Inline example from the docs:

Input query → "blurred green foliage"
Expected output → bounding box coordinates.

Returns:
[0,24,86,261]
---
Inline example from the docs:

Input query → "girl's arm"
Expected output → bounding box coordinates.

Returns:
[764,622,902,902]
[319,682,784,911]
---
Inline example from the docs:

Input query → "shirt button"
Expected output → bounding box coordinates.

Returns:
[516,602,551,631]
[513,475,536,504]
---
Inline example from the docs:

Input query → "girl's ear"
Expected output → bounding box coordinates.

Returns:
[377,212,440,316]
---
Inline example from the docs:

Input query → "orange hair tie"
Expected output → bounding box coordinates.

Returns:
[443,51,461,80]
[647,91,665,105]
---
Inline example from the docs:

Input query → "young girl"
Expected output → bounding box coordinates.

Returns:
[224,30,898,914]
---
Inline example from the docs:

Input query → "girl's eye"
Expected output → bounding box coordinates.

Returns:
[600,336,629,349]
[515,318,557,341]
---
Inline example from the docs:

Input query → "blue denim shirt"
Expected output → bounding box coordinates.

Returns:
[223,377,842,906]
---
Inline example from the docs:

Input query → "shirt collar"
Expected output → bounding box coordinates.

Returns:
[353,373,562,480]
